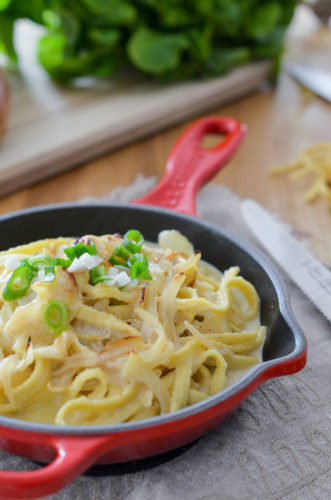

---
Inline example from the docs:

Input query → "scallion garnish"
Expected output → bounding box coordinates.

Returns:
[89,265,109,285]
[64,241,97,261]
[2,232,153,301]
[123,229,144,254]
[53,257,71,268]
[27,255,71,270]
[27,255,53,270]
[2,254,71,302]
[109,245,130,267]
[109,230,152,281]
[20,258,40,275]
[44,265,56,282]
[42,300,69,336]
[25,256,56,282]
[2,263,36,301]
[128,253,152,280]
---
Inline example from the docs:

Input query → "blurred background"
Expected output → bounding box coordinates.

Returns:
[0,1,330,194]
[0,0,306,81]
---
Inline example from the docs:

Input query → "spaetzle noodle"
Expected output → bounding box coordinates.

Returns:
[271,143,331,203]
[0,230,266,425]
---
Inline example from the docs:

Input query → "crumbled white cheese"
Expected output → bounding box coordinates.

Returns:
[115,271,131,287]
[67,253,103,273]
[44,271,55,282]
[113,265,129,273]
[37,269,46,281]
[33,269,52,284]
[108,267,119,278]
[67,258,82,273]
[79,253,103,270]
[102,269,134,289]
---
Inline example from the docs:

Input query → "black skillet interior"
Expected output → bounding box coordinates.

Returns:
[0,203,303,363]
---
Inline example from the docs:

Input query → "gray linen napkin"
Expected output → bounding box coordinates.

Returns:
[1,177,330,500]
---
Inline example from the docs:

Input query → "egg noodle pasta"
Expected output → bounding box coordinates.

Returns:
[0,230,265,425]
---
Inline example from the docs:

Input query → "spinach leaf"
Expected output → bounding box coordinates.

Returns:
[0,0,12,11]
[245,2,283,40]
[88,28,121,48]
[0,0,300,82]
[0,13,16,61]
[80,0,137,27]
[128,27,188,75]
[204,47,251,76]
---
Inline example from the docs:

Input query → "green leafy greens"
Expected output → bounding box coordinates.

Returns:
[0,0,298,82]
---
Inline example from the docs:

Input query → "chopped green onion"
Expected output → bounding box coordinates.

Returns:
[20,258,40,275]
[44,265,56,282]
[109,245,130,267]
[53,257,71,268]
[2,264,36,301]
[64,241,97,261]
[42,300,70,336]
[123,229,144,254]
[28,255,53,270]
[27,255,70,273]
[89,265,110,284]
[128,253,152,280]
[28,255,70,269]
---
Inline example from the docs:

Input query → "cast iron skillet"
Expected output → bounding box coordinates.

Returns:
[0,117,307,499]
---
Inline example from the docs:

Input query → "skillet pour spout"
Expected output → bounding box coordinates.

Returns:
[0,116,307,499]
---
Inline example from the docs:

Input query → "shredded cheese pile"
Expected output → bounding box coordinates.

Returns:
[271,143,331,202]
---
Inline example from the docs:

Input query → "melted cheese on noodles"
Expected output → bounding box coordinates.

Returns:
[0,232,266,425]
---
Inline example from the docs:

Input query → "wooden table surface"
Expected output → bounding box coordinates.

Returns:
[0,7,330,265]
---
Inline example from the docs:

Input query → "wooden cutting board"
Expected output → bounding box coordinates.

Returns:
[0,21,271,198]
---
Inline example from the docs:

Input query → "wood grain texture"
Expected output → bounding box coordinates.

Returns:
[0,6,330,266]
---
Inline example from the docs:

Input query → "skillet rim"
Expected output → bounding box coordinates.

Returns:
[0,202,307,435]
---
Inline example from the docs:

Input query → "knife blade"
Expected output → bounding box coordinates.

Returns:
[286,62,331,103]
[241,199,331,323]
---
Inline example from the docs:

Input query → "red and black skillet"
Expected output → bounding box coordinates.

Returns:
[0,117,307,498]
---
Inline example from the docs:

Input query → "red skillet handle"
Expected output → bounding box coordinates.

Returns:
[134,116,246,216]
[0,434,117,499]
